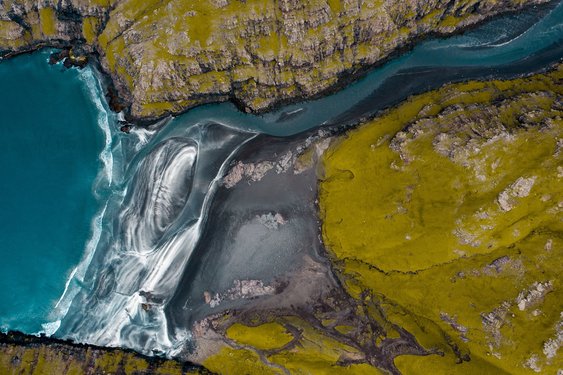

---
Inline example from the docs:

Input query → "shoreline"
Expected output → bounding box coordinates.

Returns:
[0,1,560,371]
[0,330,213,374]
[0,0,557,129]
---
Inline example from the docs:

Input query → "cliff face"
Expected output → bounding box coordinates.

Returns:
[0,0,550,121]
[0,331,210,375]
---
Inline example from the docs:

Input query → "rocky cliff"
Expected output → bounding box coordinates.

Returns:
[0,331,211,374]
[0,0,551,121]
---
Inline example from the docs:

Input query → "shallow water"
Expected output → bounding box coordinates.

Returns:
[0,1,561,356]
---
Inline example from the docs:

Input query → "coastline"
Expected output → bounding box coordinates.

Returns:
[0,330,213,374]
[0,1,561,373]
[0,0,557,127]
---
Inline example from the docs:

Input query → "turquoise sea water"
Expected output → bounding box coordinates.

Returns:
[0,50,105,333]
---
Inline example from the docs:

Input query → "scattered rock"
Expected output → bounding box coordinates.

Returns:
[516,281,553,311]
[257,212,287,230]
[497,176,537,212]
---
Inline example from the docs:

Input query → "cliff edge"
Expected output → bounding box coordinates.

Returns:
[0,0,551,121]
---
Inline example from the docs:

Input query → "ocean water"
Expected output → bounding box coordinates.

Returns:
[0,50,106,334]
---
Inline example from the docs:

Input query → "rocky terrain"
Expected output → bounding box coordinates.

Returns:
[319,64,562,373]
[0,331,211,374]
[0,0,552,121]
[152,64,563,375]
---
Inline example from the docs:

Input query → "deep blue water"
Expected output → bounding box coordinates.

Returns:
[0,50,105,333]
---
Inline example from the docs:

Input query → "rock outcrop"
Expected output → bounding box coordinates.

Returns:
[0,0,551,121]
[0,331,211,374]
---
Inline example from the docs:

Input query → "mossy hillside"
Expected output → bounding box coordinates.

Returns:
[350,231,563,374]
[0,1,113,55]
[265,318,383,375]
[0,20,27,49]
[320,67,562,272]
[226,322,293,350]
[38,7,57,37]
[82,17,100,44]
[2,0,545,119]
[204,317,386,375]
[320,66,563,373]
[0,331,209,375]
[205,347,283,375]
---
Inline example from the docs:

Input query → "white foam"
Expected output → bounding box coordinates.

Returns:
[40,321,61,336]
[80,68,114,185]
[46,67,117,336]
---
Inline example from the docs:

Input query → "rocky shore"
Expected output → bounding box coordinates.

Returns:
[0,0,553,121]
[0,331,212,374]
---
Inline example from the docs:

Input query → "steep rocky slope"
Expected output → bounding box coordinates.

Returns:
[0,0,551,121]
[0,331,211,374]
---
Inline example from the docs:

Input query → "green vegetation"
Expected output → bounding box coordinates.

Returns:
[191,65,563,375]
[0,332,207,375]
[205,316,385,375]
[38,8,57,37]
[226,323,293,350]
[82,17,100,44]
[2,0,539,119]
[320,65,563,373]
[204,347,282,375]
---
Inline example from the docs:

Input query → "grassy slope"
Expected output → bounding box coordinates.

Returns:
[320,65,563,374]
[0,331,209,375]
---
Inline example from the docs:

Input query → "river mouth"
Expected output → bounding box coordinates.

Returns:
[0,0,561,359]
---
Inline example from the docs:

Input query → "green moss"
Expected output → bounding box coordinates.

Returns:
[327,0,342,13]
[321,71,562,272]
[39,8,57,37]
[320,67,563,373]
[227,322,294,350]
[394,353,513,374]
[82,17,100,44]
[256,33,288,59]
[204,347,281,375]
[123,354,150,374]
[104,36,125,71]
[439,15,463,27]
[138,99,199,118]
[0,332,206,374]
[94,352,123,373]
[266,317,375,375]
